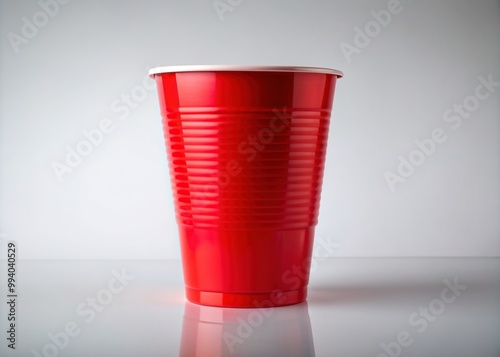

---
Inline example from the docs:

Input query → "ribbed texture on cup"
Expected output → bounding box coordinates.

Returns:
[162,108,330,230]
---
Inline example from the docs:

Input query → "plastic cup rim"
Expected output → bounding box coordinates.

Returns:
[148,65,343,78]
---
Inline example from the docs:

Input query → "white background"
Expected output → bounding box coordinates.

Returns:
[0,0,499,259]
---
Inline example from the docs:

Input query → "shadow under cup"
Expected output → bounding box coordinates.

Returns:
[150,66,343,308]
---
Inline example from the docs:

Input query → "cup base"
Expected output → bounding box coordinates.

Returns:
[185,287,307,308]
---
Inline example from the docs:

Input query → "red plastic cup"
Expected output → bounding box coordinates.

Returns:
[149,65,343,307]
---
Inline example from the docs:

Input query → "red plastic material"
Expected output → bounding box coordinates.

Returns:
[153,69,341,307]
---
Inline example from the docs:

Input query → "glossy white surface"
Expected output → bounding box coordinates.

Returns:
[1,258,499,356]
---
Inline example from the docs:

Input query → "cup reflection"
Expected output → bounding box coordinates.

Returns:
[179,301,315,356]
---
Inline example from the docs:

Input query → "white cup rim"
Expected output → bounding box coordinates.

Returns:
[149,65,343,78]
